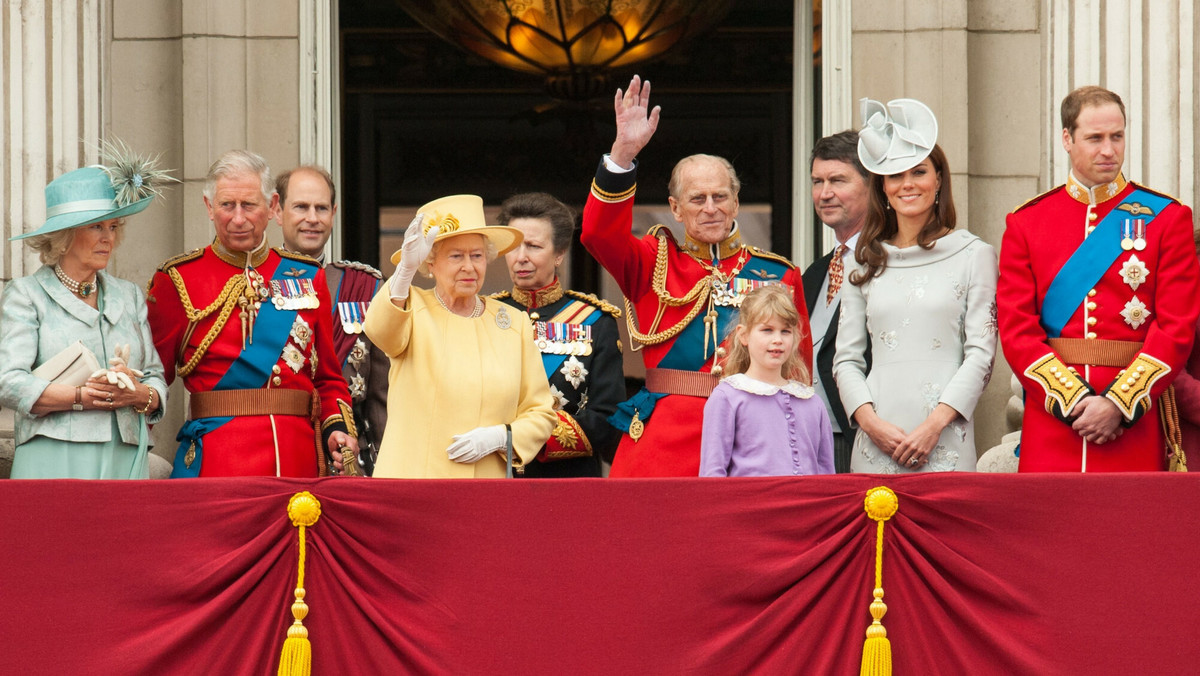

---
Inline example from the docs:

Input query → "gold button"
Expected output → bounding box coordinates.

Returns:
[1058,376,1068,384]
[710,365,723,376]
[272,376,282,386]
[1087,317,1097,326]
[1086,226,1096,234]
[1049,366,1059,374]
[1088,211,1098,222]
[1126,377,1136,385]
[1086,332,1097,339]
[1136,365,1146,373]
[1065,382,1074,389]
[272,365,281,374]
[529,312,540,320]
[715,347,727,358]
[1121,384,1130,391]
[1087,289,1097,297]
[1086,302,1097,311]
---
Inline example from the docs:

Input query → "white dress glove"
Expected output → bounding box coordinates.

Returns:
[446,425,508,464]
[388,213,438,300]
[89,343,141,390]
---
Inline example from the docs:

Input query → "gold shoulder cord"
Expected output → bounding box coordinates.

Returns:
[624,236,712,350]
[168,267,247,377]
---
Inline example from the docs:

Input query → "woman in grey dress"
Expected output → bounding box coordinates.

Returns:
[833,98,998,473]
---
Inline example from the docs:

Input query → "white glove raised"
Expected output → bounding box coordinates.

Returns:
[89,343,142,390]
[446,425,508,464]
[388,213,438,300]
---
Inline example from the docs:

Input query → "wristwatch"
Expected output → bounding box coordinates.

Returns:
[72,386,84,411]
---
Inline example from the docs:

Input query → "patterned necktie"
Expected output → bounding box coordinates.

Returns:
[826,243,847,306]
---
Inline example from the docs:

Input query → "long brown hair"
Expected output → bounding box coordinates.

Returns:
[721,284,810,383]
[850,144,956,285]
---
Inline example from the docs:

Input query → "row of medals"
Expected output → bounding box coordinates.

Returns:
[270,279,319,310]
[535,322,593,356]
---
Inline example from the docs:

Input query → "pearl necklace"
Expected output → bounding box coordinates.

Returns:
[54,264,96,298]
[435,290,483,318]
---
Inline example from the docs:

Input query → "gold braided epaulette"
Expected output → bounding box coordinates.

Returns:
[748,246,797,270]
[647,223,680,243]
[333,260,383,279]
[276,248,320,265]
[1129,182,1182,205]
[488,290,512,300]
[565,289,622,318]
[156,247,203,273]
[1011,185,1062,214]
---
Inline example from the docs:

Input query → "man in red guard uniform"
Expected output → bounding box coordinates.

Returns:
[582,75,813,477]
[275,165,387,475]
[998,86,1200,472]
[147,150,359,477]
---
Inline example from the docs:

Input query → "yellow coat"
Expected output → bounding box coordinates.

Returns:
[364,286,555,478]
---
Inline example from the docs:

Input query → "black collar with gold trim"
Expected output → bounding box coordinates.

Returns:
[511,277,565,309]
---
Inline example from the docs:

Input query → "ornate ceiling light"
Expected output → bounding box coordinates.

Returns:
[396,1,735,100]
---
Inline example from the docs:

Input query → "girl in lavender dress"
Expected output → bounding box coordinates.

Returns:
[699,285,835,477]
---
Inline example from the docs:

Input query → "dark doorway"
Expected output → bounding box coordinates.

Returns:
[340,1,803,294]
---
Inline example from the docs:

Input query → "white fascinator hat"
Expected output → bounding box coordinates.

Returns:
[856,97,938,175]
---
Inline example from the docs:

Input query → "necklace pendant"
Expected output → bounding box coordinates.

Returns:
[78,281,94,298]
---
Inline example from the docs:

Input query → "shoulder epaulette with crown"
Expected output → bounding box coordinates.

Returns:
[747,246,797,270]
[276,248,321,265]
[156,247,203,273]
[565,289,622,318]
[333,260,384,279]
[1011,185,1064,214]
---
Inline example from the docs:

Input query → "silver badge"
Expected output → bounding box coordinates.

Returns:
[495,306,512,329]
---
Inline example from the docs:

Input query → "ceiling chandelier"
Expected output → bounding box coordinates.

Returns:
[396,1,735,100]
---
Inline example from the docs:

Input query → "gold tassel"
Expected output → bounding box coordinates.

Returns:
[861,486,899,676]
[278,492,321,676]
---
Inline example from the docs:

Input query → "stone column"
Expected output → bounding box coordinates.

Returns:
[0,0,105,474]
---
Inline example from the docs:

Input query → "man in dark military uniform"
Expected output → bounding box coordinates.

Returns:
[275,165,388,474]
[147,150,358,477]
[998,86,1200,472]
[581,75,813,477]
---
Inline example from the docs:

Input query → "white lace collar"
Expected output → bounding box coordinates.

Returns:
[723,373,814,399]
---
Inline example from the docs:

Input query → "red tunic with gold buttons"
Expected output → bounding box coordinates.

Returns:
[582,162,813,477]
[998,174,1200,471]
[147,242,353,477]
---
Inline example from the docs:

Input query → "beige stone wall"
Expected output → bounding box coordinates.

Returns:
[850,0,1044,454]
[109,0,303,459]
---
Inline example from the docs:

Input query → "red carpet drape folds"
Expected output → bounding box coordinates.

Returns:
[1,474,1198,674]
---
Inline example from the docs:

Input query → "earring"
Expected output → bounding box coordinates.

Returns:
[935,192,940,206]
[884,201,891,211]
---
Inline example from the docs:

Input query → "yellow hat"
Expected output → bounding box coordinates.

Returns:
[389,194,522,266]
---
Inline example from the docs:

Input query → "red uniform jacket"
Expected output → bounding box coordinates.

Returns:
[147,243,352,477]
[998,174,1200,471]
[582,161,812,477]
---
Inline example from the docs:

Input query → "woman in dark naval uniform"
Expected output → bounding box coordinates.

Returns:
[496,193,624,477]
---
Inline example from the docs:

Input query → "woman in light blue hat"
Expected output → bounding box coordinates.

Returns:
[0,144,174,478]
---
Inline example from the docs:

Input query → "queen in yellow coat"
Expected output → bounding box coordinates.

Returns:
[365,195,555,478]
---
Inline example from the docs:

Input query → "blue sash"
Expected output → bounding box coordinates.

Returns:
[171,257,319,477]
[1040,189,1170,338]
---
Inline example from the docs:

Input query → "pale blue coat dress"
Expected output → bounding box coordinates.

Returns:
[0,266,167,478]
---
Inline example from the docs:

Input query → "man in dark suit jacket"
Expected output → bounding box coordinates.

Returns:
[802,131,870,472]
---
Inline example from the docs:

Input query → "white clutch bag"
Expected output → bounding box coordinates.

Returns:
[32,340,101,387]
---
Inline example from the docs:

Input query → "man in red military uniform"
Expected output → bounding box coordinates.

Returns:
[998,86,1200,472]
[275,165,388,475]
[147,150,358,477]
[582,75,813,477]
